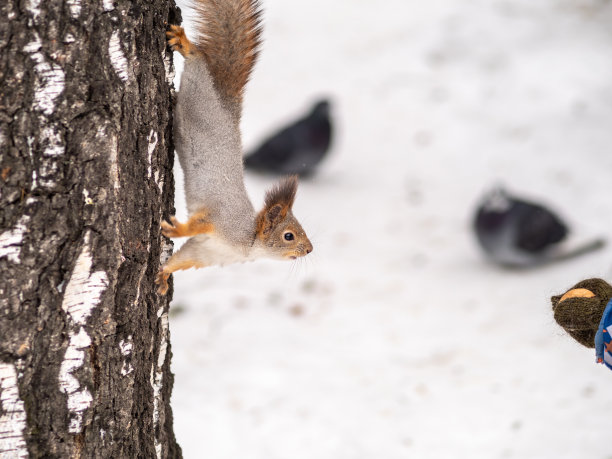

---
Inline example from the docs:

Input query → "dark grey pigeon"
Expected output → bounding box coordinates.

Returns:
[473,187,605,267]
[244,99,332,177]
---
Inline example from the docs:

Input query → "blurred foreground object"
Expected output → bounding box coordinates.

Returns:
[244,99,333,177]
[551,278,612,370]
[473,187,605,267]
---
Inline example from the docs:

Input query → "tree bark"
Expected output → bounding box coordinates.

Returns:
[0,0,182,457]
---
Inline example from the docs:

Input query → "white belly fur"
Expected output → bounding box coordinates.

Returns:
[190,234,252,266]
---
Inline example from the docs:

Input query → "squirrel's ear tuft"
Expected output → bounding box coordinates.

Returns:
[264,175,298,211]
[256,176,299,237]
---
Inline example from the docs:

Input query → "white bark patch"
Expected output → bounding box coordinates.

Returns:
[23,33,65,115]
[109,143,120,189]
[0,125,7,149]
[102,0,115,11]
[0,215,30,263]
[65,0,81,17]
[156,309,169,371]
[120,334,135,377]
[58,232,108,433]
[151,307,169,459]
[119,337,133,356]
[160,240,173,265]
[25,0,41,22]
[40,125,65,156]
[147,130,158,178]
[38,161,58,188]
[22,34,41,53]
[6,1,16,20]
[0,363,28,458]
[121,361,134,377]
[61,233,108,326]
[25,136,38,189]
[59,329,94,434]
[108,31,129,82]
[97,125,120,190]
[163,50,175,86]
[59,329,91,395]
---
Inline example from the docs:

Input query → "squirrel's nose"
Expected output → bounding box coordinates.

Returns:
[305,242,313,254]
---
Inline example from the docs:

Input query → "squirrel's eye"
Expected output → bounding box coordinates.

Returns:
[284,232,294,241]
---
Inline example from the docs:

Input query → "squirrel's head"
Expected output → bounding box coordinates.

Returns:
[254,175,313,260]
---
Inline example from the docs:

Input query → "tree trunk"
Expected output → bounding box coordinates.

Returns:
[0,0,182,457]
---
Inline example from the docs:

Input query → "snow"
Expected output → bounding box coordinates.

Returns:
[169,1,612,457]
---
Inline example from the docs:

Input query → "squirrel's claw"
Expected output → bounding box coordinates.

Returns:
[162,212,214,238]
[161,216,182,238]
[155,270,170,295]
[166,25,196,57]
[166,26,183,50]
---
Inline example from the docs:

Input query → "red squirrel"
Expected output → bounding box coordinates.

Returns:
[157,0,313,295]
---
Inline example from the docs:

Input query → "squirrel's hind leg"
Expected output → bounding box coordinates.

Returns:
[156,253,207,295]
[166,25,199,58]
[157,217,213,297]
[161,211,215,238]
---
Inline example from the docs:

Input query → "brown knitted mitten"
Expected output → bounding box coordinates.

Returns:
[551,278,612,348]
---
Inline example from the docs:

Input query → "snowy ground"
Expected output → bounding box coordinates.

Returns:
[169,1,612,458]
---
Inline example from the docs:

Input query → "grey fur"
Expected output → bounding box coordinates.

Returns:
[174,58,256,249]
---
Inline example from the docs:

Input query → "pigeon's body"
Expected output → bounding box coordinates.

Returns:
[244,100,332,177]
[474,188,603,267]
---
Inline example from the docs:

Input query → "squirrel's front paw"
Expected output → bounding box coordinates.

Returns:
[166,25,185,50]
[155,270,170,295]
[166,25,196,57]
[161,216,184,238]
[162,212,214,238]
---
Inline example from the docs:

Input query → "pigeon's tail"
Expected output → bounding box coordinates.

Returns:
[499,237,606,270]
[243,152,258,168]
[552,237,606,261]
[547,237,607,264]
[243,151,271,173]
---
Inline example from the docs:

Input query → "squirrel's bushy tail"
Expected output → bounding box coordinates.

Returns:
[191,0,262,115]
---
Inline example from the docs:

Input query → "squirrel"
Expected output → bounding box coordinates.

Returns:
[156,0,313,295]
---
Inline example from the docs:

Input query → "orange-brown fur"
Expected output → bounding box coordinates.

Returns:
[161,211,215,238]
[156,258,208,295]
[255,175,298,237]
[166,25,199,58]
[191,0,262,116]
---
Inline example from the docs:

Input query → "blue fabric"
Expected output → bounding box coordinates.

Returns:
[595,298,612,370]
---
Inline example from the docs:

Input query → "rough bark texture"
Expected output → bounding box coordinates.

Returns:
[0,0,182,457]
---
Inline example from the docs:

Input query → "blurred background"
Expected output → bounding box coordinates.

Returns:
[170,0,612,457]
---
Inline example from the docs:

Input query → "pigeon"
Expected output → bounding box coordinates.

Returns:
[244,99,332,177]
[473,187,605,267]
